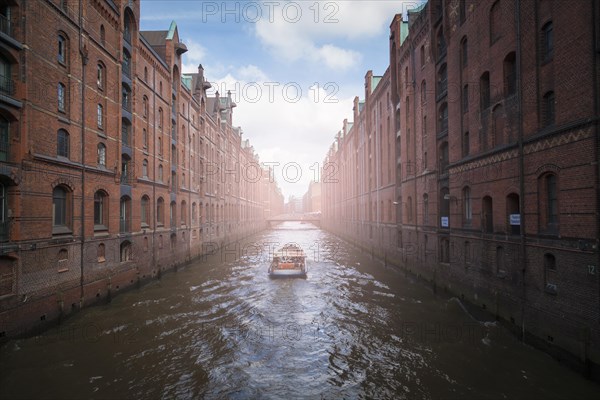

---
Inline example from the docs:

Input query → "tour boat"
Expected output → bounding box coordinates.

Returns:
[269,243,307,278]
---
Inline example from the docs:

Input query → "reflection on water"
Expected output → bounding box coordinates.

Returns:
[1,222,599,399]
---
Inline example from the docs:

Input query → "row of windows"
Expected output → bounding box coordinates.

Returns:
[402,172,557,234]
[54,188,207,233]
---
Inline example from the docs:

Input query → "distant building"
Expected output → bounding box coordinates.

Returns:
[302,181,321,213]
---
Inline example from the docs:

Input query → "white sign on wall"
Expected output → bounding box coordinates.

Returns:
[510,214,521,225]
[441,217,449,227]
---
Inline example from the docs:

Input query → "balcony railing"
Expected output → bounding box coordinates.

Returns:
[0,74,15,96]
[0,220,9,242]
[121,127,130,146]
[120,218,130,233]
[122,61,131,78]
[0,14,12,37]
[0,137,8,162]
[120,166,132,185]
[122,96,131,113]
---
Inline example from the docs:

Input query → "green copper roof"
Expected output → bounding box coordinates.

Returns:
[181,75,192,91]
[166,20,177,40]
[372,76,382,91]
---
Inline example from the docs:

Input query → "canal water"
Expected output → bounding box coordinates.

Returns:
[1,223,599,399]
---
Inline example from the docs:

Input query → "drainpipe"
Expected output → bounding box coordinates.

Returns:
[514,0,527,341]
[592,0,600,343]
[78,0,88,305]
[151,68,156,272]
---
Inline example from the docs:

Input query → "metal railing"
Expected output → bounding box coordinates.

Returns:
[0,14,12,36]
[0,137,8,162]
[0,74,15,96]
[0,220,9,242]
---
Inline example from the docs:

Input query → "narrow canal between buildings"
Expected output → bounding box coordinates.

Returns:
[1,222,599,399]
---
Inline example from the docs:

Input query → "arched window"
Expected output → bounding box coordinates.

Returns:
[158,137,163,156]
[119,195,131,233]
[181,200,187,225]
[97,63,104,89]
[142,159,148,177]
[157,197,164,225]
[507,193,520,235]
[436,26,446,59]
[144,66,148,82]
[503,52,516,97]
[542,21,553,62]
[58,34,67,64]
[543,91,555,127]
[539,173,558,233]
[97,243,106,262]
[57,129,69,158]
[407,196,413,222]
[158,108,163,129]
[493,104,505,146]
[420,45,425,67]
[141,195,150,226]
[142,128,148,149]
[94,190,107,229]
[421,80,427,104]
[100,25,105,46]
[192,202,197,223]
[463,187,472,224]
[52,186,70,232]
[97,104,103,129]
[158,164,163,182]
[480,71,491,111]
[142,95,148,118]
[120,240,132,262]
[0,183,6,241]
[58,83,66,112]
[123,11,134,44]
[482,196,494,233]
[462,84,469,113]
[490,1,502,44]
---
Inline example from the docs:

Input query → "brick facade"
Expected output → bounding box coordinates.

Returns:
[322,0,600,380]
[0,0,283,338]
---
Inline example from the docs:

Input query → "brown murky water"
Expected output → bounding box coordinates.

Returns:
[1,222,599,399]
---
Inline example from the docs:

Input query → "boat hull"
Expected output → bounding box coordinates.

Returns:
[268,269,307,278]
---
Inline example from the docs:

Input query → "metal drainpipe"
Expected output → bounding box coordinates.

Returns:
[78,0,87,305]
[515,0,527,342]
[592,0,600,339]
[410,41,419,275]
[151,68,156,271]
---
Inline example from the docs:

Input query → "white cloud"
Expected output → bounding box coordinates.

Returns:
[181,38,207,74]
[208,66,356,198]
[254,0,415,70]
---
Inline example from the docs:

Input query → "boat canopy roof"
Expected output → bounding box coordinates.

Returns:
[273,245,305,258]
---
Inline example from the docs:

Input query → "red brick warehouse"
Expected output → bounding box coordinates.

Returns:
[322,0,600,380]
[0,0,283,338]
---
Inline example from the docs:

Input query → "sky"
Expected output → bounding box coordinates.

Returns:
[140,0,424,200]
